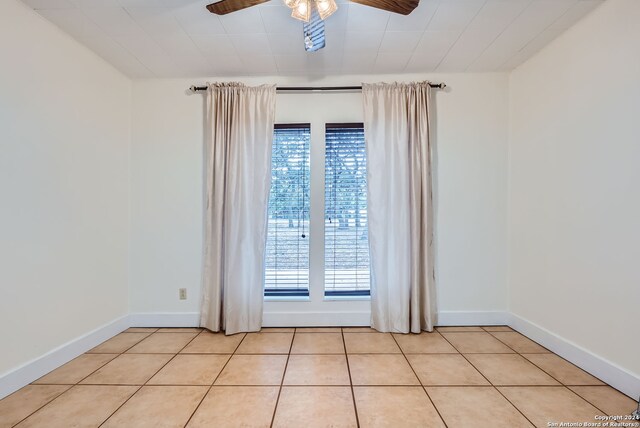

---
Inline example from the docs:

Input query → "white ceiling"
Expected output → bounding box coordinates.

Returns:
[23,0,603,78]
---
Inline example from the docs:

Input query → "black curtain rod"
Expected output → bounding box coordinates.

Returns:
[189,83,446,93]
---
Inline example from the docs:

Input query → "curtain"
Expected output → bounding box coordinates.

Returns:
[200,82,276,335]
[362,82,436,333]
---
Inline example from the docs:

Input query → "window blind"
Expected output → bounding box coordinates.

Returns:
[324,123,371,296]
[264,124,311,296]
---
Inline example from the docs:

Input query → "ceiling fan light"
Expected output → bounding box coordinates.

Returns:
[283,0,299,9]
[315,0,337,20]
[291,0,311,22]
[304,35,314,50]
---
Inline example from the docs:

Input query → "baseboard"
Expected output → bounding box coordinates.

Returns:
[4,309,637,404]
[128,312,200,327]
[0,315,129,400]
[508,313,640,400]
[263,311,371,327]
[263,310,509,327]
[127,310,509,328]
[436,310,508,326]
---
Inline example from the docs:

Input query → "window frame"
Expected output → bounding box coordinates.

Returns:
[263,120,371,304]
[323,122,371,298]
[264,123,312,298]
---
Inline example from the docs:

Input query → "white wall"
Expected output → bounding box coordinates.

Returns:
[509,0,640,386]
[130,73,509,321]
[2,0,638,402]
[0,0,131,376]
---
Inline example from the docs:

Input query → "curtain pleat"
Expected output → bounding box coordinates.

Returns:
[200,82,276,335]
[362,82,436,333]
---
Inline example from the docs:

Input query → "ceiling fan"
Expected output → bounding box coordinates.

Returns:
[206,0,419,52]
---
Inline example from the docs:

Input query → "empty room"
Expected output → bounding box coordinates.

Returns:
[1,0,639,426]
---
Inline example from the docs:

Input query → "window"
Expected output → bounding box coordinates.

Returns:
[264,122,370,299]
[264,124,311,297]
[324,123,371,296]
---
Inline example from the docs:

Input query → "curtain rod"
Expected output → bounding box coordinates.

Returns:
[189,83,446,93]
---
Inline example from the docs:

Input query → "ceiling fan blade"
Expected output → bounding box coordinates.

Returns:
[349,0,418,15]
[206,0,271,15]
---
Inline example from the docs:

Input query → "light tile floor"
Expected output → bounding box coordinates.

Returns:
[1,326,638,428]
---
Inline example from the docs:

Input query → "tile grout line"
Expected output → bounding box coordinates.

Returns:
[97,330,204,428]
[31,350,530,359]
[87,331,154,354]
[268,329,296,428]
[437,331,538,427]
[482,330,537,354]
[481,327,612,413]
[125,328,159,333]
[30,354,117,389]
[341,327,361,428]
[516,354,611,417]
[6,326,627,426]
[481,326,514,333]
[562,389,615,418]
[9,385,72,427]
[76,354,121,383]
[165,351,525,355]
[77,330,157,382]
[485,330,550,353]
[10,329,156,427]
[182,331,249,427]
[32,382,612,388]
[389,332,449,428]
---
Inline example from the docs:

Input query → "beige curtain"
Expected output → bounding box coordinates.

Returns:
[362,82,436,333]
[200,82,276,335]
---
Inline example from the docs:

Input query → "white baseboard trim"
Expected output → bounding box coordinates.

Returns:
[128,310,510,328]
[128,312,200,328]
[508,313,640,400]
[263,311,370,327]
[0,315,129,400]
[436,310,508,326]
[263,310,509,327]
[4,309,638,404]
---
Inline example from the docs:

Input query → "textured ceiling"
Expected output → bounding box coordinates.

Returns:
[23,0,603,77]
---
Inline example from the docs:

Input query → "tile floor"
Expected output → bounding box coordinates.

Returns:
[1,326,638,428]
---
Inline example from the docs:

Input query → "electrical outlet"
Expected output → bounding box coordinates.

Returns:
[179,288,187,300]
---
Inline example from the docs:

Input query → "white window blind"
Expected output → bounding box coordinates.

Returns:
[324,123,371,296]
[265,124,311,296]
